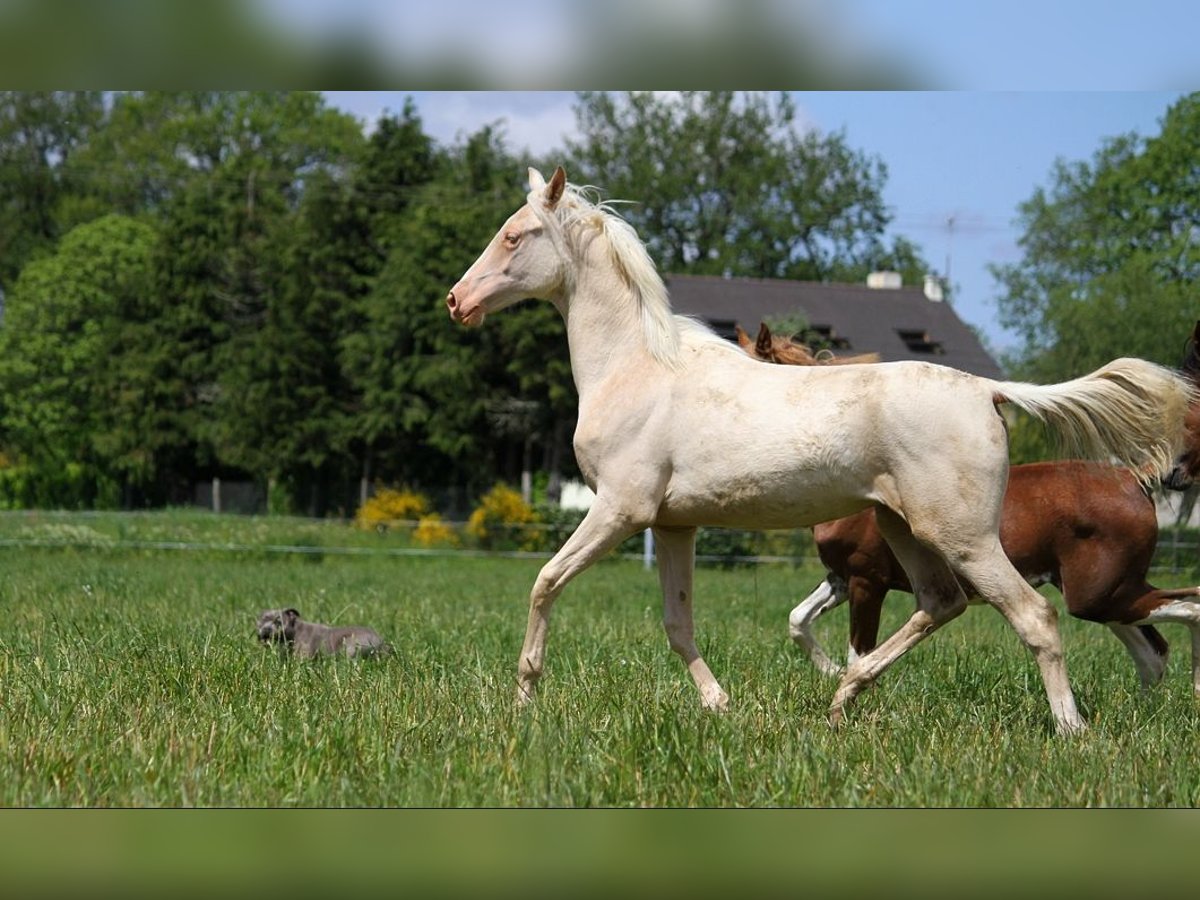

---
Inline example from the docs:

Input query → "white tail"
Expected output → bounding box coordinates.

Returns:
[993,357,1196,485]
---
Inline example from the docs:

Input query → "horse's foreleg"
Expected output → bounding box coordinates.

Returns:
[655,525,728,710]
[1105,623,1168,690]
[847,575,886,665]
[517,500,643,706]
[788,578,847,677]
[1125,589,1200,695]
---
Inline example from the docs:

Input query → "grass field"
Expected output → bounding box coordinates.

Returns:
[3,509,1200,807]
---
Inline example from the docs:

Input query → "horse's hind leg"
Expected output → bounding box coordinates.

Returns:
[957,551,1085,734]
[517,498,646,705]
[655,525,728,710]
[829,508,967,725]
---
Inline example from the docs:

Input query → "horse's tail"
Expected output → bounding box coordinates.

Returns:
[991,357,1196,488]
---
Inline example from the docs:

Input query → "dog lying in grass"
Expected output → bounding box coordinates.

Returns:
[256,608,391,659]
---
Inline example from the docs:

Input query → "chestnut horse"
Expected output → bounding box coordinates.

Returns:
[447,166,1193,733]
[744,321,1200,695]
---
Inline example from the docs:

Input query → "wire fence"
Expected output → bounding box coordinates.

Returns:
[2,508,1199,576]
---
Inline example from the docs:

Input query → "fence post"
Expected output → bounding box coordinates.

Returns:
[643,528,654,570]
[212,476,221,514]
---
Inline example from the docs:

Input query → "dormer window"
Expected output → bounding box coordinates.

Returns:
[805,324,852,350]
[897,328,944,354]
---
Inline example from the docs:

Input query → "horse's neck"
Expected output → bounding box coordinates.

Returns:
[559,258,661,400]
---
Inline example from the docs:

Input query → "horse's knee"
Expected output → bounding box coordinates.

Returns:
[662,612,695,657]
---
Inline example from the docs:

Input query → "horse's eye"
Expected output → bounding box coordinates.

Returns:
[503,231,520,247]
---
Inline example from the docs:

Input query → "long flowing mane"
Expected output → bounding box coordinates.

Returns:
[533,181,716,367]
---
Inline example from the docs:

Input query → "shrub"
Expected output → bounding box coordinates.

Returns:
[532,504,587,552]
[467,484,539,551]
[355,487,430,532]
[413,513,460,548]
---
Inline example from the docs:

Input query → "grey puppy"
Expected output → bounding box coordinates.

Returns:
[256,608,390,659]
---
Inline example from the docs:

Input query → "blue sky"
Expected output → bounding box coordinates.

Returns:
[324,90,1185,356]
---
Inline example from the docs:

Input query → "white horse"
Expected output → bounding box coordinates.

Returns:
[447,166,1193,734]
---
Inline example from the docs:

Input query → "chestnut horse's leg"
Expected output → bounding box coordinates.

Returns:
[846,574,886,666]
[1127,589,1200,695]
[788,578,847,677]
[654,525,728,710]
[516,498,646,706]
[829,508,967,726]
[1105,623,1169,689]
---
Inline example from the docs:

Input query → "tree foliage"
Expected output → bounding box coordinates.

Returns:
[0,214,159,503]
[566,91,928,285]
[993,93,1200,382]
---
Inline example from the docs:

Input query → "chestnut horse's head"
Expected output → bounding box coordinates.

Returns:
[737,322,880,366]
[1163,320,1200,490]
[446,166,569,328]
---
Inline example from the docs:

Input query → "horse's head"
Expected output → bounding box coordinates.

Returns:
[738,322,812,364]
[1163,320,1200,490]
[738,321,880,366]
[447,166,569,327]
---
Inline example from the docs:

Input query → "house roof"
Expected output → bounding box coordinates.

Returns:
[664,273,1006,379]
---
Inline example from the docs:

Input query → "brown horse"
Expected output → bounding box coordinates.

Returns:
[743,321,1200,694]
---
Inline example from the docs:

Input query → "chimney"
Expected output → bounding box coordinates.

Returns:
[923,274,945,302]
[866,271,902,290]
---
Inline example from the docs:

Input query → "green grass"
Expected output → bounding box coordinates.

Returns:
[3,510,1200,806]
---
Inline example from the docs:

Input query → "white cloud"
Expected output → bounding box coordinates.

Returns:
[325,91,579,158]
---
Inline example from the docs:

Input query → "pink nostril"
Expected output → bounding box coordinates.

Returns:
[446,291,457,311]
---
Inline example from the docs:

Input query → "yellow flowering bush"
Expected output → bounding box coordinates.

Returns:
[413,513,459,548]
[467,484,539,550]
[355,487,430,531]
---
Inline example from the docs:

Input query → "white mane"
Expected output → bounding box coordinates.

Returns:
[533,182,723,368]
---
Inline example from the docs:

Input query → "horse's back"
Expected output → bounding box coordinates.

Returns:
[654,349,1009,530]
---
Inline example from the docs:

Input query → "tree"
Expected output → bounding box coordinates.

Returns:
[0,92,104,298]
[993,93,1199,382]
[565,91,928,283]
[345,125,530,496]
[146,92,368,513]
[0,214,161,504]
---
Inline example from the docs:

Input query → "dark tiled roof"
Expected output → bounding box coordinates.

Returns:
[664,273,1006,379]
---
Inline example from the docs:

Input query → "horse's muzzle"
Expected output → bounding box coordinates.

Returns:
[446,290,461,322]
[1162,466,1193,492]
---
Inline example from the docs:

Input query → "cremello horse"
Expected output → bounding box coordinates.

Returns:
[447,166,1193,734]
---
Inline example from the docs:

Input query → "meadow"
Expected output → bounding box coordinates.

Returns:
[3,509,1200,807]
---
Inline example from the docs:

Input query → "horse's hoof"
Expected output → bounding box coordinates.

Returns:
[1055,717,1088,737]
[701,688,729,712]
[827,706,844,730]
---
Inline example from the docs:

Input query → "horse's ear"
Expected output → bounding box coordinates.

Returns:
[755,322,773,359]
[544,166,566,208]
[528,167,546,192]
[734,324,751,351]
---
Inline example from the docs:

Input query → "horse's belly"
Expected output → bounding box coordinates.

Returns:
[655,473,870,530]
